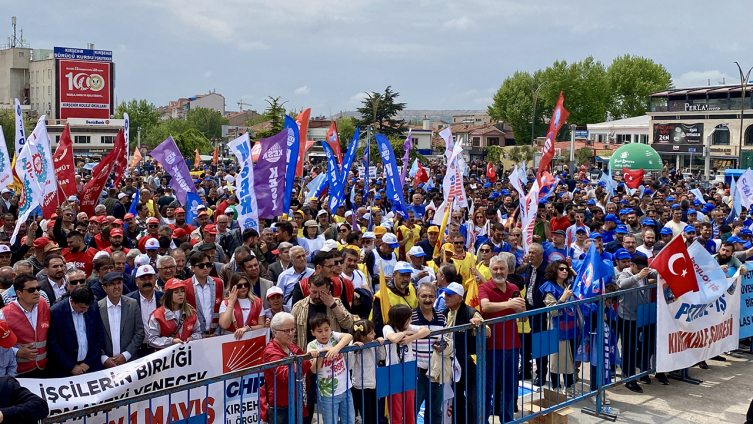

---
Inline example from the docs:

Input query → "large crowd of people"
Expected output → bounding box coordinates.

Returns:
[0,156,750,424]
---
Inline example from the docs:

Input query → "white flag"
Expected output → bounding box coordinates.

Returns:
[442,141,468,208]
[11,141,45,244]
[13,98,26,155]
[737,168,753,210]
[0,127,13,192]
[26,117,57,201]
[520,186,539,253]
[227,133,259,232]
[439,127,453,163]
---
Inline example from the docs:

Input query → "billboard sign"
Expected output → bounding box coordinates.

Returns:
[53,47,112,62]
[653,123,703,144]
[57,59,112,119]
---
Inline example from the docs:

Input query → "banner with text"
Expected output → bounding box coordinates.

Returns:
[21,331,268,424]
[739,265,753,340]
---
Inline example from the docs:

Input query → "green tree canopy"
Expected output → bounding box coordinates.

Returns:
[337,116,358,152]
[488,71,547,146]
[607,54,673,119]
[114,99,161,146]
[173,128,214,157]
[0,109,34,157]
[251,96,287,139]
[357,86,407,138]
[539,56,610,127]
[186,107,228,140]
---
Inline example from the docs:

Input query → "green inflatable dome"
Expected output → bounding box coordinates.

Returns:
[608,143,663,171]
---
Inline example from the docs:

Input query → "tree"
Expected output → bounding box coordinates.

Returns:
[0,109,35,157]
[484,145,505,164]
[186,107,228,140]
[607,54,673,119]
[173,128,214,156]
[357,86,407,138]
[575,147,594,165]
[142,118,192,148]
[488,71,547,145]
[337,116,359,152]
[355,136,426,168]
[539,56,610,128]
[252,97,287,139]
[114,99,161,146]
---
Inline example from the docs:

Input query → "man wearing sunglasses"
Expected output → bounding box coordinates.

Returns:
[137,217,161,252]
[183,252,223,336]
[0,274,52,378]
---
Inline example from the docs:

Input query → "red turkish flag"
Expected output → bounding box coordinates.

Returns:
[651,234,699,299]
[415,162,429,184]
[486,162,496,183]
[325,121,343,165]
[622,167,645,189]
[112,131,128,188]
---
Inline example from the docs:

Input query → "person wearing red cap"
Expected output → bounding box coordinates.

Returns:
[189,211,212,241]
[146,278,202,350]
[170,208,195,235]
[191,224,226,263]
[104,228,130,255]
[28,237,61,277]
[61,231,98,278]
[0,320,18,376]
[137,217,161,252]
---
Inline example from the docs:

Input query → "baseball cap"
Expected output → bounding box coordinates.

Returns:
[164,278,186,291]
[615,225,628,234]
[173,228,187,238]
[586,199,596,205]
[382,233,399,248]
[501,189,510,196]
[0,245,10,254]
[267,286,284,299]
[660,227,673,235]
[320,239,339,252]
[427,226,440,233]
[615,249,631,260]
[483,183,491,188]
[145,238,160,250]
[309,197,318,201]
[671,204,681,210]
[683,225,696,233]
[110,228,124,237]
[666,196,675,202]
[33,237,52,249]
[688,209,698,215]
[135,265,156,278]
[729,236,745,243]
[552,229,566,236]
[134,254,150,268]
[362,232,375,240]
[147,217,160,225]
[103,272,124,285]
[317,209,329,217]
[641,219,655,226]
[175,208,186,214]
[394,261,413,274]
[304,220,317,228]
[408,246,426,257]
[124,213,135,220]
[373,226,388,236]
[741,228,753,236]
[204,224,218,235]
[0,321,17,349]
[597,181,606,187]
[693,199,702,206]
[374,194,382,200]
[118,193,128,199]
[445,282,464,297]
[575,227,587,233]
[198,243,216,252]
[589,232,602,239]
[198,210,209,217]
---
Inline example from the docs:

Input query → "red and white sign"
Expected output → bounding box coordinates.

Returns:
[58,59,112,119]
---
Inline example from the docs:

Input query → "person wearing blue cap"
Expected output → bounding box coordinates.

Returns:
[602,215,619,243]
[664,203,687,238]
[605,225,628,254]
[659,226,673,243]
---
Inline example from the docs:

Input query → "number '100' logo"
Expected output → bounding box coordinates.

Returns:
[65,72,105,92]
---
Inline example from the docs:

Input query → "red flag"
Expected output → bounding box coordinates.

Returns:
[79,144,121,217]
[112,131,128,188]
[295,108,311,177]
[212,145,219,165]
[651,235,699,299]
[325,121,343,165]
[415,162,429,184]
[622,167,645,189]
[537,92,569,183]
[486,162,496,183]
[41,124,78,218]
[194,149,202,169]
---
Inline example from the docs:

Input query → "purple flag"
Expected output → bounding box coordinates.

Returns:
[254,129,288,218]
[151,136,197,205]
[400,129,412,184]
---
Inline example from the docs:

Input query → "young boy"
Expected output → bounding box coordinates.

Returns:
[307,313,355,424]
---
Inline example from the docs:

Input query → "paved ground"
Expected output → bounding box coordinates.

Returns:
[563,351,753,424]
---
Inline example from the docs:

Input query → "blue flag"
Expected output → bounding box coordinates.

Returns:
[375,134,409,219]
[322,142,344,210]
[185,192,203,226]
[128,188,140,216]
[572,243,612,300]
[339,127,359,188]
[363,133,371,198]
[283,116,300,214]
[304,173,326,200]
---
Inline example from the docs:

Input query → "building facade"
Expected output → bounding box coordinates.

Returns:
[47,118,125,156]
[0,47,31,107]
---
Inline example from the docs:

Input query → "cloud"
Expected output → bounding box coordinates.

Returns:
[349,92,369,103]
[204,71,212,78]
[673,70,734,88]
[474,97,493,105]
[294,85,311,95]
[443,16,473,30]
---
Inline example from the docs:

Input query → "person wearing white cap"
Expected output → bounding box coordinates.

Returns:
[407,246,435,287]
[0,189,11,215]
[364,233,398,294]
[316,209,336,240]
[259,286,290,326]
[442,281,486,424]
[361,231,376,252]
[371,261,417,337]
[127,265,163,357]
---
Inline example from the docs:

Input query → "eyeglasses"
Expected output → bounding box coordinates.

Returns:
[338,228,347,233]
[22,287,41,293]
[453,241,465,245]
[68,279,86,286]
[194,262,212,269]
[479,249,492,253]
[558,267,569,272]
[65,213,75,217]
[148,224,159,228]
[275,328,296,334]
[333,260,343,266]
[99,266,115,273]
[235,283,250,289]
[159,266,176,271]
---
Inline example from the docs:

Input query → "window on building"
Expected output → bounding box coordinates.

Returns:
[18,51,23,57]
[745,126,753,146]
[616,134,631,144]
[74,136,91,144]
[487,137,500,146]
[55,136,61,144]
[472,137,481,147]
[412,137,418,147]
[48,86,50,95]
[101,136,115,144]
[48,69,51,79]
[713,126,730,145]
[640,134,648,144]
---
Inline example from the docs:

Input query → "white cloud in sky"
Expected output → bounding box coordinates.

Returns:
[294,85,311,95]
[674,70,734,88]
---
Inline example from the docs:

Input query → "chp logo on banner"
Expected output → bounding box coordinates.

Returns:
[654,237,741,372]
[228,132,259,232]
[58,59,112,119]
[21,331,268,424]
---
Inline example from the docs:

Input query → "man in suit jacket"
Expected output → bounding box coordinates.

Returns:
[47,286,104,377]
[0,375,50,424]
[518,243,549,385]
[98,272,144,367]
[267,242,294,283]
[127,265,163,358]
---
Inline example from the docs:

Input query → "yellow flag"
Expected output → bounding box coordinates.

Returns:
[465,276,480,311]
[379,261,390,322]
[435,196,453,254]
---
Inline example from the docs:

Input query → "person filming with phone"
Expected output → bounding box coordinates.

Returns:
[539,259,578,397]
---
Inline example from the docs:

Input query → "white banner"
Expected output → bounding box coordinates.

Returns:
[228,133,259,232]
[14,98,26,155]
[10,139,45,244]
[656,271,741,373]
[736,168,753,210]
[22,331,269,424]
[27,116,58,201]
[0,126,13,192]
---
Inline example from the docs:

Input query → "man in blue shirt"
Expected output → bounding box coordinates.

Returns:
[602,214,620,243]
[542,230,568,265]
[406,193,426,220]
[605,225,628,254]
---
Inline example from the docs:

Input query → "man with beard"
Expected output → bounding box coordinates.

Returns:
[698,222,718,254]
[37,255,67,304]
[683,225,697,247]
[170,208,195,234]
[714,242,748,275]
[104,229,130,254]
[238,253,275,309]
[370,261,418,337]
[637,230,656,258]
[137,217,161,252]
[289,251,352,310]
[126,265,163,358]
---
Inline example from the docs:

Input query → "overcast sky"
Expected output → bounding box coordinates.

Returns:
[5,0,751,117]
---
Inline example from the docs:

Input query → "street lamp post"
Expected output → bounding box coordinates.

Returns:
[528,80,547,146]
[735,62,753,168]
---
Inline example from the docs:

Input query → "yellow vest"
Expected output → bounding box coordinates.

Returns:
[369,284,418,322]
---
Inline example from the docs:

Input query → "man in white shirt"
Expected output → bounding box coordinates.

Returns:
[277,246,313,306]
[127,265,163,357]
[636,230,656,258]
[99,272,144,367]
[341,248,368,290]
[407,246,436,287]
[663,205,686,237]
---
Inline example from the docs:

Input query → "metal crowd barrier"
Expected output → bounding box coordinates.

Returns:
[42,285,659,424]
